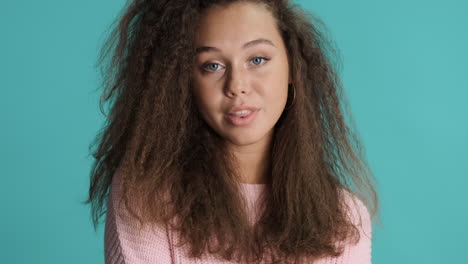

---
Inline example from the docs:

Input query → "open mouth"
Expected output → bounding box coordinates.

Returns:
[225,110,258,126]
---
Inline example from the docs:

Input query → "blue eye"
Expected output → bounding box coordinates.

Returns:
[204,63,220,72]
[251,57,269,65]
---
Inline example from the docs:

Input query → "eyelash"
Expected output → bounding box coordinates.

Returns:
[202,56,271,73]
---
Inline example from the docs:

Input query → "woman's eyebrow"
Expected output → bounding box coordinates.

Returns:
[195,38,276,54]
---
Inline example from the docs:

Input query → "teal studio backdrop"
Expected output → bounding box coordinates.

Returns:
[1,0,467,263]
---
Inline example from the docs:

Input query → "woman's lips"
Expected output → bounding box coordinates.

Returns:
[225,109,259,126]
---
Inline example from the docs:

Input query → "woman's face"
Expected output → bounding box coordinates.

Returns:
[192,1,290,147]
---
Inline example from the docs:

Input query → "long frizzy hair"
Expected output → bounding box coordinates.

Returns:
[84,0,380,263]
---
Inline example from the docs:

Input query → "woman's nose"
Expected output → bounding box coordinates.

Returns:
[225,65,250,97]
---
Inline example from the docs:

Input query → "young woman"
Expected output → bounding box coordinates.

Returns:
[85,0,379,263]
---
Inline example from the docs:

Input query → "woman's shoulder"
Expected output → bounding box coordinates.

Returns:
[335,188,373,263]
[339,188,371,229]
[104,167,174,264]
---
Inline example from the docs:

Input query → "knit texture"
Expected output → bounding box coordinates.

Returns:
[104,169,372,264]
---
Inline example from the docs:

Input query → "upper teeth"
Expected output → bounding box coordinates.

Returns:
[231,110,252,116]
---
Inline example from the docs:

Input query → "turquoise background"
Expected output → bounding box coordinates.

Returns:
[1,0,466,263]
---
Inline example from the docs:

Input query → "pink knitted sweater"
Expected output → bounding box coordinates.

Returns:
[104,169,372,263]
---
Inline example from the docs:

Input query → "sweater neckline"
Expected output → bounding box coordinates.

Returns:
[239,182,266,186]
[239,182,267,187]
[238,182,267,194]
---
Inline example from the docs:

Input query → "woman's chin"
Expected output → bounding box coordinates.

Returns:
[226,137,258,147]
[223,131,269,147]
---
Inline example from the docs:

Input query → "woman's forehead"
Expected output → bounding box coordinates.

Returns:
[194,1,280,47]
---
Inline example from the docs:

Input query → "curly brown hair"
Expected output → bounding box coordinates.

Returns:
[83,0,380,263]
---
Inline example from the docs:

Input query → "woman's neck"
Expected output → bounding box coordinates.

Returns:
[227,130,273,184]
